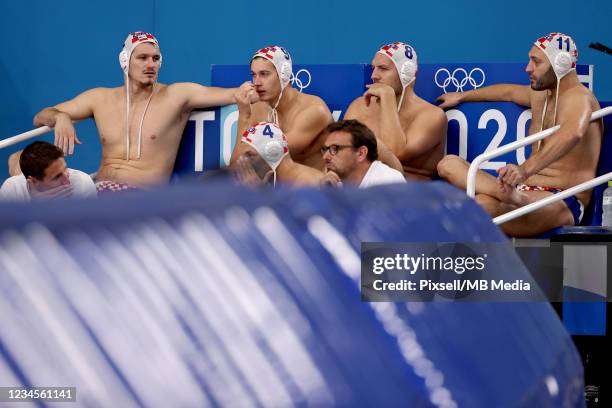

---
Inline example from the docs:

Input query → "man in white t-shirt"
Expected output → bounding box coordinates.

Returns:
[0,141,96,201]
[320,120,406,188]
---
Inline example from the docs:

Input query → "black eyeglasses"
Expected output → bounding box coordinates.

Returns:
[320,144,355,156]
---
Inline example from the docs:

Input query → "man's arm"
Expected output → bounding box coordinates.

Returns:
[177,83,237,110]
[376,139,403,173]
[281,105,332,158]
[229,83,264,167]
[497,92,592,185]
[396,110,447,162]
[278,160,324,187]
[344,97,404,172]
[356,83,406,155]
[33,88,100,155]
[436,84,531,109]
[231,103,331,168]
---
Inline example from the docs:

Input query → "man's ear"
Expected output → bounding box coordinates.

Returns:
[26,176,42,189]
[357,146,368,162]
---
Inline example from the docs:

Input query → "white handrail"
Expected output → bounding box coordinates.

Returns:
[0,126,53,150]
[0,119,84,150]
[466,106,612,198]
[493,172,612,225]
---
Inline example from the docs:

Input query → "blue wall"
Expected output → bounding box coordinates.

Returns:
[1,0,610,180]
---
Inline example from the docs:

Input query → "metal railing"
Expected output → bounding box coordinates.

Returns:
[464,106,612,225]
[0,119,85,150]
[492,172,612,225]
[0,126,53,150]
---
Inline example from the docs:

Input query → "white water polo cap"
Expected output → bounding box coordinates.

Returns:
[251,46,293,90]
[119,31,162,75]
[534,32,577,79]
[241,122,289,171]
[377,41,418,88]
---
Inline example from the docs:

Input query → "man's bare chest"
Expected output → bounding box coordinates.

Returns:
[94,99,188,144]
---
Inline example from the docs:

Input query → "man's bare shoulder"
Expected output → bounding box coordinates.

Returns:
[299,91,331,111]
[80,86,121,98]
[405,96,446,123]
[63,87,121,107]
[342,96,368,119]
[565,83,599,104]
[294,92,332,120]
[348,95,367,109]
[557,85,600,121]
[164,82,198,93]
[148,82,182,98]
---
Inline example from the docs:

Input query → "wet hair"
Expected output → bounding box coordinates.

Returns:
[325,119,378,161]
[19,141,63,180]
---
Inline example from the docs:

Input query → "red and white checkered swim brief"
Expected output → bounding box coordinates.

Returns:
[95,180,140,195]
[516,184,560,193]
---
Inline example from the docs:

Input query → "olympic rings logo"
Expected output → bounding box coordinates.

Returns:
[434,67,485,93]
[290,69,311,92]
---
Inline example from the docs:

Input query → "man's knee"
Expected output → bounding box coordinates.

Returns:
[437,155,464,180]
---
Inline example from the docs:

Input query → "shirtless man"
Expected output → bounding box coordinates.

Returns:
[33,31,236,191]
[344,42,447,180]
[436,33,602,236]
[230,46,333,170]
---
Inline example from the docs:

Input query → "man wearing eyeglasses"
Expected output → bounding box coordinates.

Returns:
[320,120,406,188]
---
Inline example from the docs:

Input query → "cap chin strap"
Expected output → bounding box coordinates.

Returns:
[268,87,285,126]
[268,159,282,188]
[267,152,283,189]
[397,78,415,112]
[537,78,560,151]
[125,76,156,160]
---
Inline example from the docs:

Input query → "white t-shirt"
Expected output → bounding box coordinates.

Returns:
[0,169,97,201]
[359,160,406,189]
